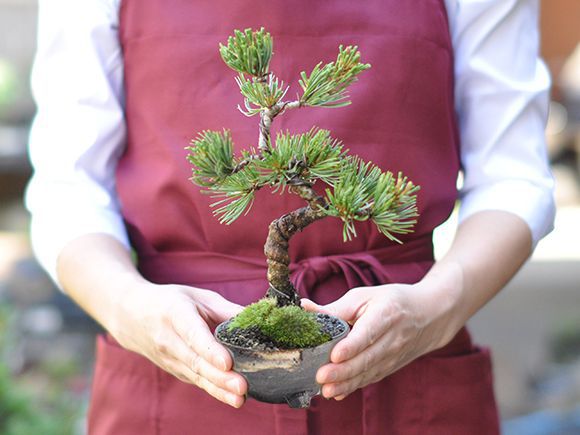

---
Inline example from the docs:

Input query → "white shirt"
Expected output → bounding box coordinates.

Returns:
[26,0,556,286]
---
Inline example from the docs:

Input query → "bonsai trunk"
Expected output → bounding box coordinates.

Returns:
[264,184,327,307]
[257,95,326,307]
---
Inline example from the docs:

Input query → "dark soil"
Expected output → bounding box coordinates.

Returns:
[217,313,346,351]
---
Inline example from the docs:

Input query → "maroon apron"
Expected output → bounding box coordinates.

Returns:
[88,0,500,433]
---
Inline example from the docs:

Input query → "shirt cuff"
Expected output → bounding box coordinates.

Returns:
[28,207,131,290]
[458,179,556,249]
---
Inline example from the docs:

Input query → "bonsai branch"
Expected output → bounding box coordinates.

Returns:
[232,154,261,173]
[288,182,327,210]
[257,99,301,153]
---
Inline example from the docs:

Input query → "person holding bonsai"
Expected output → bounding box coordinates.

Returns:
[27,0,555,433]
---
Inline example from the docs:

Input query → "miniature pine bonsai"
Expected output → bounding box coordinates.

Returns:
[186,28,419,348]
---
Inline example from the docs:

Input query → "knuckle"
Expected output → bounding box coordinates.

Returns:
[372,369,384,383]
[343,379,356,396]
[162,302,182,327]
[342,362,354,380]
[174,371,190,383]
[366,325,378,345]
[363,350,374,372]
[367,366,381,384]
[390,338,405,355]
[189,371,201,387]
[152,332,172,355]
[185,327,199,348]
[156,341,169,355]
[190,353,201,373]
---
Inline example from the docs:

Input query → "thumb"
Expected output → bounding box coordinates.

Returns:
[301,289,368,324]
[300,298,323,313]
[212,298,244,322]
[196,290,244,323]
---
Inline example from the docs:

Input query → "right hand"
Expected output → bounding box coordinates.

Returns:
[111,281,247,408]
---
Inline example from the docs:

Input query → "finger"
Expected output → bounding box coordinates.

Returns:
[330,304,392,363]
[318,331,396,383]
[321,348,417,399]
[300,298,320,313]
[170,302,233,371]
[169,333,247,395]
[163,357,245,408]
[321,366,379,399]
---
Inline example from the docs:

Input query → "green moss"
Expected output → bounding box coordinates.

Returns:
[229,297,277,330]
[228,298,331,348]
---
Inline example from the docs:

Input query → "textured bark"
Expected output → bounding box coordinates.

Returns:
[257,98,300,153]
[258,111,273,153]
[264,185,327,306]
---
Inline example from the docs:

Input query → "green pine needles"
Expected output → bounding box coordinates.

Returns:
[219,28,273,78]
[235,73,288,116]
[324,159,419,242]
[257,128,346,189]
[187,130,235,187]
[187,27,420,312]
[299,45,371,108]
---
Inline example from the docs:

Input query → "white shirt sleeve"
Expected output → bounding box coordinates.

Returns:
[445,0,556,247]
[26,0,556,287]
[26,0,129,287]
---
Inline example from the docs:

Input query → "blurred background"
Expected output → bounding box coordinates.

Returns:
[0,0,579,433]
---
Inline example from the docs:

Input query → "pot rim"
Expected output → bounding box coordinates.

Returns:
[214,315,350,352]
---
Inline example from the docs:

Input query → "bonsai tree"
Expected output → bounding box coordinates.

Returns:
[187,28,419,348]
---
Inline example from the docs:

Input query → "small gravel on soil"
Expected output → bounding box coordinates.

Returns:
[217,313,346,351]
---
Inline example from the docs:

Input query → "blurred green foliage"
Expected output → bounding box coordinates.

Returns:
[0,59,18,109]
[0,306,80,435]
[550,318,580,363]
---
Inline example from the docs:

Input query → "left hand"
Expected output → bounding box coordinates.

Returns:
[302,279,462,400]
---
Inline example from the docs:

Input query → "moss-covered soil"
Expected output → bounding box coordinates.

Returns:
[218,313,344,350]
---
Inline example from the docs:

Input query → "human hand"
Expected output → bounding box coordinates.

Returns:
[302,278,462,400]
[111,282,247,408]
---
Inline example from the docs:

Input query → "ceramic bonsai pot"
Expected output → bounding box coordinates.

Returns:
[215,317,349,409]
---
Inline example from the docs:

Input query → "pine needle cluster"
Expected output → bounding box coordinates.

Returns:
[219,28,273,78]
[235,73,288,116]
[186,129,235,186]
[299,45,371,108]
[324,159,419,242]
[255,128,346,188]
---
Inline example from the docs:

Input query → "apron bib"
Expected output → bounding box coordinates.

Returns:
[88,0,500,433]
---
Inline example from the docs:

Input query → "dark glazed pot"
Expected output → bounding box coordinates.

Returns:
[215,317,349,409]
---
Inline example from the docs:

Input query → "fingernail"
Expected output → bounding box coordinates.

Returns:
[323,386,335,399]
[217,355,227,370]
[227,393,241,408]
[226,378,241,395]
[334,349,347,362]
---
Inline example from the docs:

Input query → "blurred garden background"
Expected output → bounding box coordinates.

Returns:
[0,0,579,433]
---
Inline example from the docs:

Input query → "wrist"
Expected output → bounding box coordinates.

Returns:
[109,270,154,339]
[417,260,467,349]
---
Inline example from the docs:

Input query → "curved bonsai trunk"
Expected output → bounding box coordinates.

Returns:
[264,185,327,307]
[256,93,327,307]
